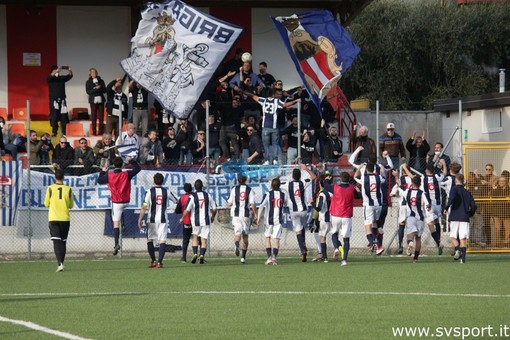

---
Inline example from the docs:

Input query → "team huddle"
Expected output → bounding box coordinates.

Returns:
[45,153,477,272]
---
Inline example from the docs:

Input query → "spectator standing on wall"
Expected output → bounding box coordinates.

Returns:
[47,65,73,137]
[85,68,106,136]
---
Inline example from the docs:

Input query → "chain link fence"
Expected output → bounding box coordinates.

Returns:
[0,160,459,261]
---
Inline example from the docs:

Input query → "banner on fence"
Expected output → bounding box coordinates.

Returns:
[20,166,311,211]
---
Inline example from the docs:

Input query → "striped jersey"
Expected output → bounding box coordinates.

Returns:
[282,179,311,212]
[258,97,284,129]
[392,175,413,206]
[227,184,255,218]
[142,186,168,224]
[404,188,430,221]
[441,174,456,200]
[258,189,288,226]
[185,191,217,226]
[44,183,74,221]
[354,170,385,207]
[421,174,444,206]
[316,189,331,222]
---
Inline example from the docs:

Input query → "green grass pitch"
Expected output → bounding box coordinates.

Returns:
[1,254,509,339]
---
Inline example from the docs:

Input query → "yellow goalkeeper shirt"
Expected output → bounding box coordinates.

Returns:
[44,183,74,221]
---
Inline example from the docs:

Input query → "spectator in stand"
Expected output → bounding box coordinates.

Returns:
[93,133,116,169]
[208,114,222,166]
[0,117,18,160]
[406,131,430,174]
[490,175,510,246]
[379,122,406,169]
[258,62,276,97]
[74,137,96,175]
[243,88,301,165]
[351,124,376,164]
[299,130,318,165]
[191,99,209,131]
[229,61,265,94]
[427,142,451,176]
[258,62,276,87]
[129,81,149,137]
[175,120,194,165]
[222,48,244,82]
[238,115,258,160]
[25,130,43,166]
[139,129,163,166]
[218,97,242,161]
[116,123,139,147]
[318,119,343,165]
[52,136,74,174]
[154,100,175,142]
[281,114,301,165]
[246,125,263,164]
[85,68,106,136]
[191,129,207,165]
[162,127,180,165]
[477,163,497,246]
[38,133,54,170]
[47,65,73,137]
[105,78,128,135]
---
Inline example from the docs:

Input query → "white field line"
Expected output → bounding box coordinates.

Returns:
[1,291,509,298]
[0,315,92,340]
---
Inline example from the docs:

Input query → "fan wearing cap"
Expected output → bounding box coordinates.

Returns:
[379,122,406,169]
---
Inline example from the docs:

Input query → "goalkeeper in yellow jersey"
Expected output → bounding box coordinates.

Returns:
[44,169,74,272]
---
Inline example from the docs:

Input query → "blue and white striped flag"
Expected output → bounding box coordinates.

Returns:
[117,144,139,161]
[0,161,22,226]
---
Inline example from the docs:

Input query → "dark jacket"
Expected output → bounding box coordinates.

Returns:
[445,184,477,222]
[52,143,75,169]
[319,128,343,162]
[350,133,376,163]
[85,77,106,104]
[406,138,430,173]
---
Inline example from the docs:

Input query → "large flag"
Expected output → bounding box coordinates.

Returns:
[121,0,243,119]
[0,161,22,226]
[272,10,360,112]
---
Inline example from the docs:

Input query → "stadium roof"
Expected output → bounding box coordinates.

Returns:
[0,0,373,25]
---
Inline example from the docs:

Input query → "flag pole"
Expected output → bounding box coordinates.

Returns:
[26,99,32,260]
[297,101,301,165]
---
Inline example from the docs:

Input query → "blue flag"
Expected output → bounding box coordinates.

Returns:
[272,10,360,112]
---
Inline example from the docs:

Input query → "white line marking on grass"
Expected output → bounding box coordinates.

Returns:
[1,291,509,298]
[0,315,92,340]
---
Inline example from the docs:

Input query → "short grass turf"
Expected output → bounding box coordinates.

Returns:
[1,254,509,340]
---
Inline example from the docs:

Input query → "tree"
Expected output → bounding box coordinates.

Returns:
[341,0,510,110]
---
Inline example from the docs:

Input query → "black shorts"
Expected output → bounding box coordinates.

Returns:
[49,221,70,241]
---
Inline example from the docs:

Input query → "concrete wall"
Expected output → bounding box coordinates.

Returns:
[349,110,443,158]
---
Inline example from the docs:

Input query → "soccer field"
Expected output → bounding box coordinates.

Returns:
[1,254,509,340]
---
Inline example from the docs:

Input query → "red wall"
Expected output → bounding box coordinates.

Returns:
[209,7,252,62]
[7,5,57,119]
